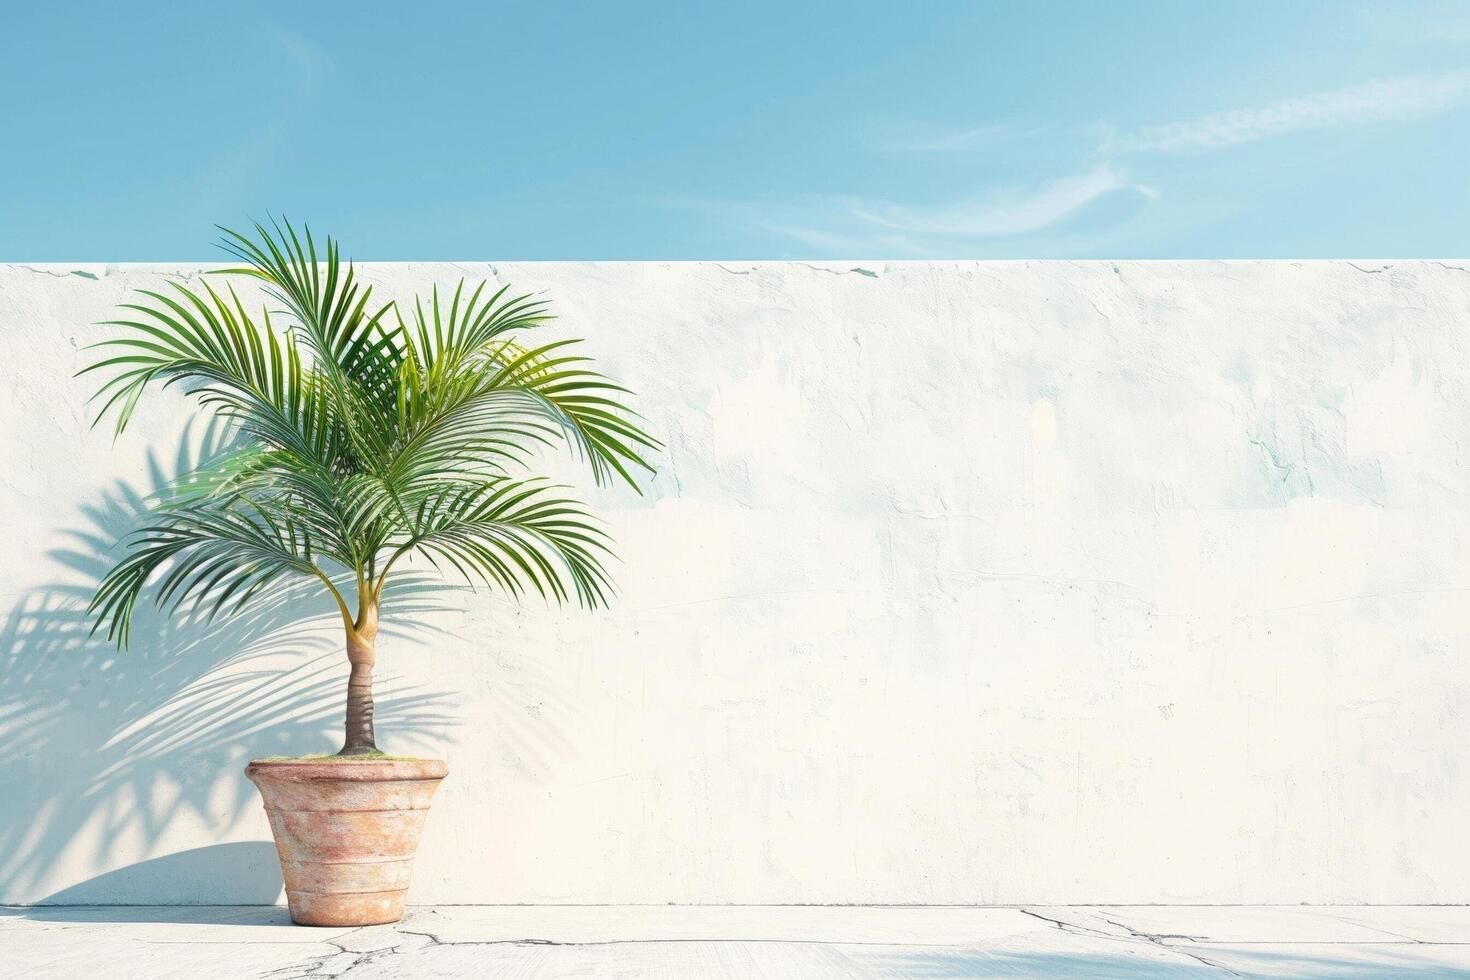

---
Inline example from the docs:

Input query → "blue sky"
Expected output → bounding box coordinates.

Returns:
[3,1,1469,259]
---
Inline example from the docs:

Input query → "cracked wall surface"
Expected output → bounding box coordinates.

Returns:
[1,260,1469,905]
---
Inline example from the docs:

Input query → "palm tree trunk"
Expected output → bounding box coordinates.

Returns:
[339,601,379,756]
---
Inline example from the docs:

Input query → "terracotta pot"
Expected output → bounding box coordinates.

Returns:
[245,758,447,926]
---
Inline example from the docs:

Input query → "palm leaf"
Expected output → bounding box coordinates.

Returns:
[82,219,656,645]
[385,479,615,609]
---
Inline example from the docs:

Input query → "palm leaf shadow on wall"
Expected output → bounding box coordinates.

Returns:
[0,422,577,904]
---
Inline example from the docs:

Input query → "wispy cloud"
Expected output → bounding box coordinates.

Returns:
[876,120,1047,155]
[652,193,945,256]
[852,166,1142,237]
[762,221,930,256]
[1119,69,1470,153]
[659,66,1470,255]
[655,166,1150,256]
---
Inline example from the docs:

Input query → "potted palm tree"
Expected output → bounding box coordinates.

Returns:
[80,221,656,925]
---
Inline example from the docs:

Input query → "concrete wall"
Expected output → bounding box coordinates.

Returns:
[2,259,1469,906]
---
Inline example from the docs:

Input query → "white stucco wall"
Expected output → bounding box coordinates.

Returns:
[2,259,1469,906]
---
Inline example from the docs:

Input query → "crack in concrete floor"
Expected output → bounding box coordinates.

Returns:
[9,906,1470,978]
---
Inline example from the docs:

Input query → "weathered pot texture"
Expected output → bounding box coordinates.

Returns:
[245,758,447,926]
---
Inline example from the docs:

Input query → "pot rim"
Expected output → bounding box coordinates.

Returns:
[246,758,448,782]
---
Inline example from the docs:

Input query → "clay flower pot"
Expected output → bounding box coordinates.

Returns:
[246,758,448,926]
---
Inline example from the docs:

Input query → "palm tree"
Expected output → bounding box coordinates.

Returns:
[81,220,657,755]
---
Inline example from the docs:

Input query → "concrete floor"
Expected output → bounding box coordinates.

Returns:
[5,905,1470,978]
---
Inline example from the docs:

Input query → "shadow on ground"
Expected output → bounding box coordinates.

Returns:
[31,842,284,907]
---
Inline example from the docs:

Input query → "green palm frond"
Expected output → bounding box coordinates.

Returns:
[402,279,554,374]
[384,478,615,609]
[83,219,657,644]
[483,337,661,489]
[89,499,326,646]
[79,278,321,446]
[216,220,400,387]
[395,285,661,491]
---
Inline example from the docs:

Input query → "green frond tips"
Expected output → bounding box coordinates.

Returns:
[81,220,658,644]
